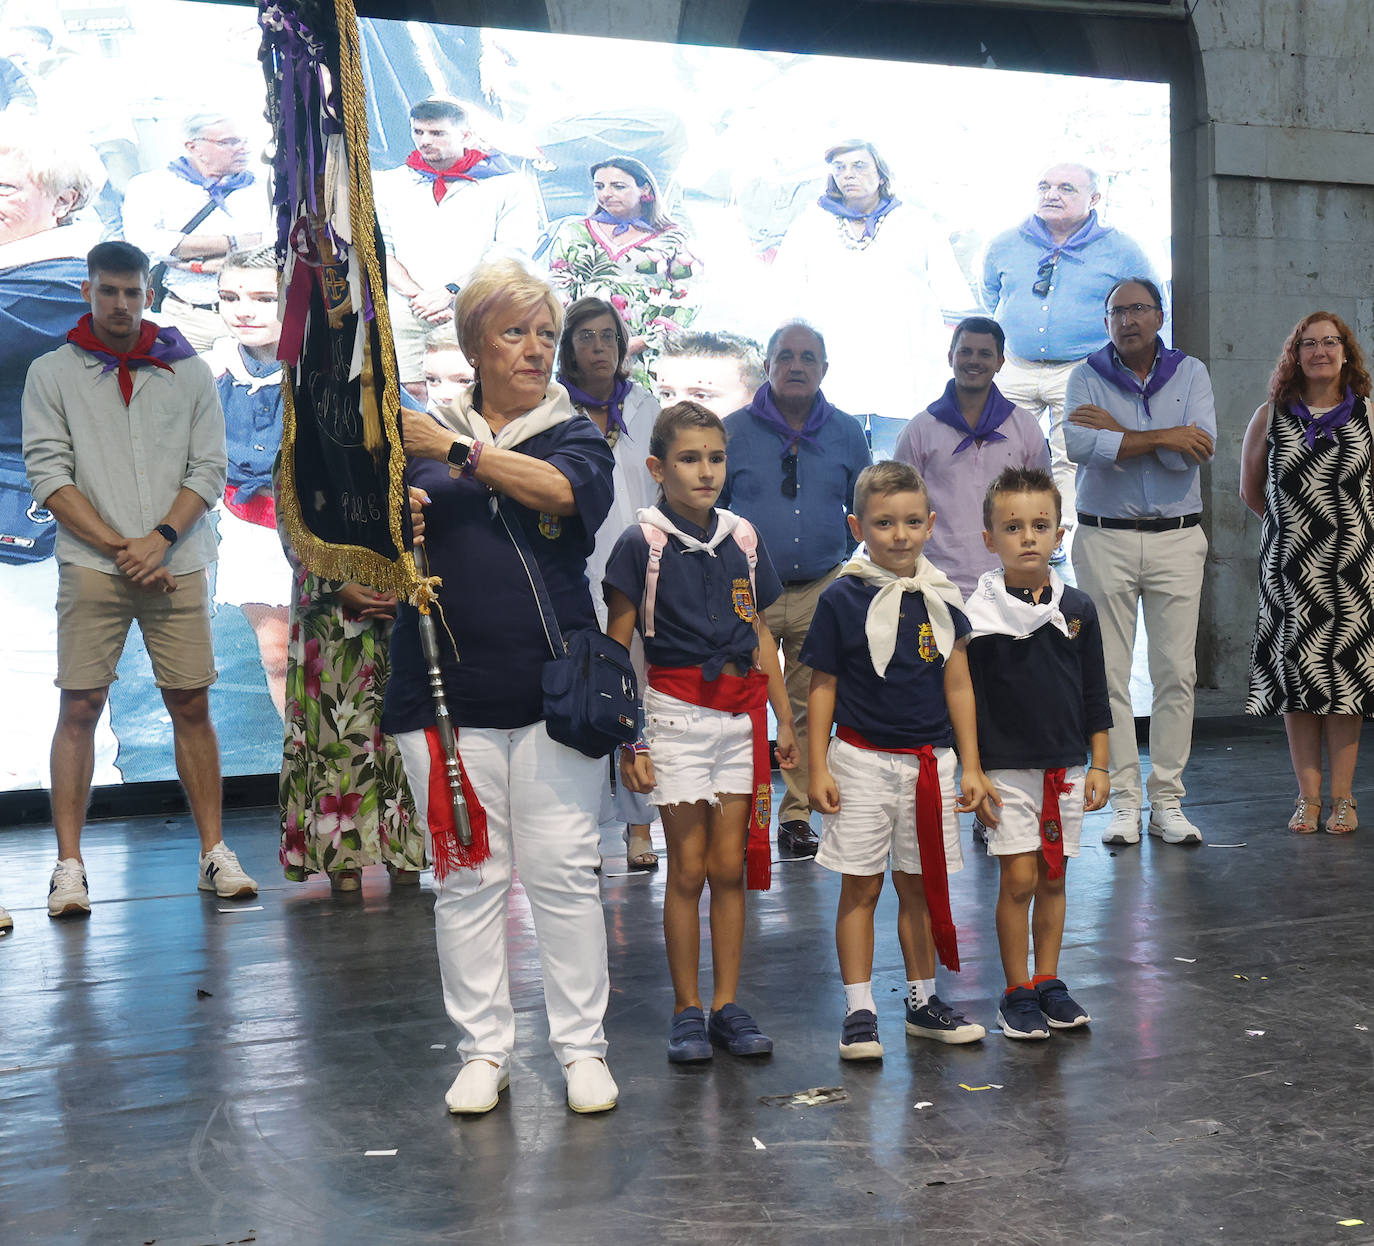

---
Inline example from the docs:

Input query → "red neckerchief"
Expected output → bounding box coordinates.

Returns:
[405,148,491,203]
[836,725,960,971]
[66,314,177,407]
[648,665,773,890]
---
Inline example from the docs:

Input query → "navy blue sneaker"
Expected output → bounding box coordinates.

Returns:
[838,1009,883,1061]
[905,994,987,1044]
[998,987,1050,1040]
[667,1006,712,1063]
[1035,978,1091,1029]
[708,1002,773,1055]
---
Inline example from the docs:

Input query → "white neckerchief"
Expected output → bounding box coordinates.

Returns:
[964,568,1070,641]
[837,554,965,678]
[204,336,282,393]
[636,504,741,554]
[438,379,576,451]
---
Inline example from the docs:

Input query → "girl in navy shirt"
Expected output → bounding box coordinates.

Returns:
[603,402,798,1064]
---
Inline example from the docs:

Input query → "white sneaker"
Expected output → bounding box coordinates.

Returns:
[0,903,12,933]
[445,1060,509,1115]
[563,1057,619,1114]
[198,842,258,898]
[48,858,91,917]
[1101,807,1142,845]
[1149,804,1202,845]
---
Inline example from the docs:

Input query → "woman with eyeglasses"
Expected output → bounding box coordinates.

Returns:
[772,139,973,421]
[1240,312,1374,835]
[556,296,662,869]
[545,155,700,384]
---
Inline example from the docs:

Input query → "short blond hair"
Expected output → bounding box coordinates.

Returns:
[454,258,562,363]
[853,460,928,519]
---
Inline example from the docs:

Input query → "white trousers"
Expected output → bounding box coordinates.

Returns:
[1071,523,1207,808]
[395,721,609,1068]
[998,355,1082,529]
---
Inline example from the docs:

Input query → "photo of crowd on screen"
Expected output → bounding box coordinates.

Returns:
[0,3,1170,792]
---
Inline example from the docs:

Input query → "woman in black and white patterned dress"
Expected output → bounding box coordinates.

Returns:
[1240,312,1374,835]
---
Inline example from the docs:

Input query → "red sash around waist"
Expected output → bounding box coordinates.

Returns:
[649,664,772,891]
[835,724,959,972]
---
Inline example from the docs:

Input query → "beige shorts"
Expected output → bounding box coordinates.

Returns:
[815,737,963,877]
[56,564,218,691]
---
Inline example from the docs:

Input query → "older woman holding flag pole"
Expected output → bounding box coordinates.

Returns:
[388,258,618,1117]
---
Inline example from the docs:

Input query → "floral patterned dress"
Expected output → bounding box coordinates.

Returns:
[277,553,423,881]
[546,217,700,382]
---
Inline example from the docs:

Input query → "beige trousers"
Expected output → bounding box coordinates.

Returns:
[1071,523,1207,809]
[762,565,840,825]
[998,354,1082,529]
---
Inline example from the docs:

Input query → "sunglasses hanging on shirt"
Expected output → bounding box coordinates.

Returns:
[781,451,798,498]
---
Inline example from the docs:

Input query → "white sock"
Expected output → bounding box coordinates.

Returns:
[843,981,876,1015]
[908,978,936,1009]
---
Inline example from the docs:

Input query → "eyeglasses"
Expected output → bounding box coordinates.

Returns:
[1298,336,1343,352]
[781,452,798,499]
[196,136,249,148]
[1107,303,1160,320]
[1032,257,1057,298]
[574,329,618,347]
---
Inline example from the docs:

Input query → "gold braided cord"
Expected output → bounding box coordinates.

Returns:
[334,0,420,599]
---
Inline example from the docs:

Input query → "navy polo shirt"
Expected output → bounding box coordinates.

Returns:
[383,414,614,732]
[800,576,970,750]
[965,585,1112,770]
[720,396,871,582]
[602,505,782,679]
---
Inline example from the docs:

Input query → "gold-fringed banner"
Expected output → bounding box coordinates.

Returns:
[258,0,418,597]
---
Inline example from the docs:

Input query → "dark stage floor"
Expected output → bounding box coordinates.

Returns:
[2,718,1372,1246]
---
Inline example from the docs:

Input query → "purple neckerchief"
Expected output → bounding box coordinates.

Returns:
[746,383,835,454]
[926,379,1016,453]
[1290,386,1357,449]
[817,194,900,240]
[1085,343,1185,420]
[590,207,655,237]
[559,373,632,440]
[168,156,255,209]
[1021,208,1112,265]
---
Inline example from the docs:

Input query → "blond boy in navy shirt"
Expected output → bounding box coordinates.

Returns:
[804,461,995,1059]
[964,466,1111,1039]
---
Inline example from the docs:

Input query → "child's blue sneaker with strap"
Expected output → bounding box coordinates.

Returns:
[905,994,987,1044]
[667,1006,712,1063]
[1035,978,1091,1029]
[838,1009,883,1060]
[998,986,1050,1040]
[708,1002,773,1055]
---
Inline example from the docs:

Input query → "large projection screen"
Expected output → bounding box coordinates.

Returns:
[0,1,1169,793]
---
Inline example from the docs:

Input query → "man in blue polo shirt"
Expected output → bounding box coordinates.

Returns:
[1064,277,1215,849]
[981,162,1161,539]
[722,321,872,857]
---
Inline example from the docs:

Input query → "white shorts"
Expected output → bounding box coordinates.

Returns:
[643,685,754,806]
[984,766,1086,858]
[815,737,963,877]
[212,503,292,608]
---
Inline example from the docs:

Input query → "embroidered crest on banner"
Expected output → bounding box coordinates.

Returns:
[732,577,756,621]
[917,621,939,663]
[1043,818,1062,844]
[754,782,771,827]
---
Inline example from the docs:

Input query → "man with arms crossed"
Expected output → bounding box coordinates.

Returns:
[981,163,1161,540]
[23,240,257,916]
[1064,277,1214,848]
